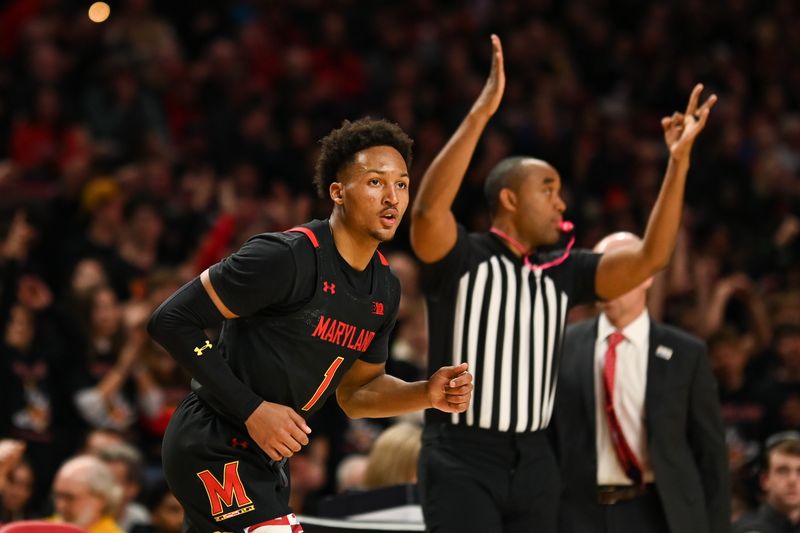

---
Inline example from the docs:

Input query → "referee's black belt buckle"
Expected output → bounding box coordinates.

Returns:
[597,484,653,505]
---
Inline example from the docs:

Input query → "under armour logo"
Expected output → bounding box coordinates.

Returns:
[194,340,212,356]
[371,301,384,315]
[323,281,336,294]
[231,438,249,449]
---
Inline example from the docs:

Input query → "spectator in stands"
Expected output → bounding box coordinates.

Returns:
[0,460,36,521]
[131,480,182,533]
[733,432,800,532]
[97,443,150,532]
[363,422,422,489]
[82,429,126,456]
[335,454,368,493]
[0,440,25,497]
[1,300,74,510]
[759,325,800,439]
[709,327,767,473]
[66,179,126,293]
[51,455,124,533]
[72,285,138,433]
[115,197,166,294]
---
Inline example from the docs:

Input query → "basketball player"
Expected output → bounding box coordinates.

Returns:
[148,118,473,533]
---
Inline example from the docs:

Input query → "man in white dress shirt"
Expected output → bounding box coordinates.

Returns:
[552,232,730,533]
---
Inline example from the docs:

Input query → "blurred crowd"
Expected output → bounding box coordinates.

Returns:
[0,0,798,529]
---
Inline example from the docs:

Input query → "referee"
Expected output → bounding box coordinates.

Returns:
[410,34,717,533]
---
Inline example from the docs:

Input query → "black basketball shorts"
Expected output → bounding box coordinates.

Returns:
[162,393,295,532]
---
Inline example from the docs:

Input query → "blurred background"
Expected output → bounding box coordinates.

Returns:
[0,0,798,528]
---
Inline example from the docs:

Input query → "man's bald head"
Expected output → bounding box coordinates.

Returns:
[484,157,557,215]
[593,231,642,254]
[53,455,123,527]
[594,232,652,327]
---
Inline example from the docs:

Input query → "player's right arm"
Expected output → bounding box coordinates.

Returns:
[147,236,312,461]
[410,34,505,263]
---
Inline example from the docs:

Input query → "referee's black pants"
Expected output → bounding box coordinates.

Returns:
[418,423,560,533]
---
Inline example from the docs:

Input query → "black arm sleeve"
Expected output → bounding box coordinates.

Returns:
[147,278,263,423]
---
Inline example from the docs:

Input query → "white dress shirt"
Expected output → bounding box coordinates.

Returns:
[594,310,655,485]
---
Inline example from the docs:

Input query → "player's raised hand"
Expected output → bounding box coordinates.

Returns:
[427,362,473,413]
[661,83,717,162]
[471,34,505,119]
[245,401,312,461]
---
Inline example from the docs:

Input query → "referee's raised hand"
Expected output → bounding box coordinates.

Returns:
[471,34,505,120]
[427,362,473,413]
[662,83,717,162]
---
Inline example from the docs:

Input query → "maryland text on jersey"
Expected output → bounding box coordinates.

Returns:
[311,315,376,352]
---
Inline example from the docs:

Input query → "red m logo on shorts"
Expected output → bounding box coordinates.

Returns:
[197,461,253,517]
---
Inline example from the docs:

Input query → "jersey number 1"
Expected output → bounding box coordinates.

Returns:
[301,356,344,412]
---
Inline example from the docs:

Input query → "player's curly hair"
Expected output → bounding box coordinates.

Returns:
[313,118,413,199]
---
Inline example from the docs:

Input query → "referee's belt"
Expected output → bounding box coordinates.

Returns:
[597,484,655,505]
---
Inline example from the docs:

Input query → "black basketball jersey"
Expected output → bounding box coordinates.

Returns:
[195,219,400,422]
[421,225,600,432]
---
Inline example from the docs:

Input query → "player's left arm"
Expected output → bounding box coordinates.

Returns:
[595,84,717,301]
[336,360,472,419]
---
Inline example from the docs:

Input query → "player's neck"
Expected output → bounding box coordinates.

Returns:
[328,213,376,271]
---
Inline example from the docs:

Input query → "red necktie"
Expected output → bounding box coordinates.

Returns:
[603,331,643,485]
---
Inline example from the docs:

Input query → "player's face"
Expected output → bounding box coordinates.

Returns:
[335,145,410,243]
[510,164,566,248]
[764,451,800,511]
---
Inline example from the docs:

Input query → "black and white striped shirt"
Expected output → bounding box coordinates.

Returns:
[422,226,600,433]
